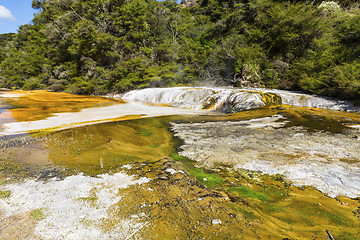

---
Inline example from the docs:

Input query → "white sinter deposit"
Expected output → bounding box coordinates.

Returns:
[171,116,360,198]
[118,87,358,112]
[0,172,150,239]
[119,87,266,111]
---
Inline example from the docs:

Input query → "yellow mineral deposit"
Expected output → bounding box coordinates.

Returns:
[3,90,118,122]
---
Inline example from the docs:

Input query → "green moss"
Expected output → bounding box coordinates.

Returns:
[0,190,11,198]
[192,168,224,187]
[169,152,224,187]
[229,186,271,201]
[31,208,45,221]
[150,144,160,148]
[170,153,186,161]
[187,167,224,187]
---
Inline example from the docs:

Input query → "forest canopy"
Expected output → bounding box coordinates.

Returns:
[0,0,359,100]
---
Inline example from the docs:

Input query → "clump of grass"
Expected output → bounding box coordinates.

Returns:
[0,190,11,198]
[229,186,271,201]
[31,208,45,221]
[150,144,160,148]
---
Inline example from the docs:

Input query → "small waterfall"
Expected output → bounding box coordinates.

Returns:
[117,87,269,112]
[120,87,233,110]
[115,87,358,112]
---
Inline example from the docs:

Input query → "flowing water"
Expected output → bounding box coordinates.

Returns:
[117,87,359,112]
[0,88,359,239]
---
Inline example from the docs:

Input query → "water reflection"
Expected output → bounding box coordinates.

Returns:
[0,100,15,130]
[2,116,184,175]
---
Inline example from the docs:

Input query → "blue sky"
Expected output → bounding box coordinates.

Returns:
[0,0,38,34]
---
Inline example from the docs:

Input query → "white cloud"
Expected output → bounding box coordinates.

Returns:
[0,5,16,21]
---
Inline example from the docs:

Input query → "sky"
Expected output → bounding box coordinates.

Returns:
[0,0,38,34]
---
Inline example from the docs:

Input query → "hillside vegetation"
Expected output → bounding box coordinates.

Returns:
[0,0,359,100]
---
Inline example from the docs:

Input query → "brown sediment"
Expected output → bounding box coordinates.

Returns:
[4,90,119,122]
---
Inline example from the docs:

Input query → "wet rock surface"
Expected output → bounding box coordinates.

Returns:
[171,116,360,198]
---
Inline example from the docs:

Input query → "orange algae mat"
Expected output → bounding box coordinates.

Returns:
[4,90,121,122]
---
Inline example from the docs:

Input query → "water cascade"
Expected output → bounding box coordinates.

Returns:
[117,87,358,112]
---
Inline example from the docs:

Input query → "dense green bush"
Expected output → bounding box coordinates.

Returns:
[0,0,359,100]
